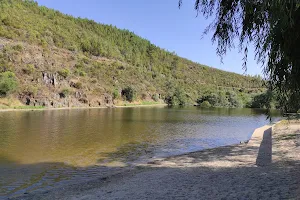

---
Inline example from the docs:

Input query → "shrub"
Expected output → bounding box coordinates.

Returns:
[81,57,90,64]
[113,88,120,100]
[79,71,86,77]
[122,86,135,102]
[58,68,70,78]
[12,44,23,52]
[2,17,13,26]
[67,45,76,52]
[0,71,18,96]
[23,85,38,96]
[90,78,98,84]
[200,101,211,108]
[74,63,84,69]
[152,94,159,102]
[0,61,13,73]
[40,38,48,48]
[22,64,35,75]
[59,88,70,98]
[73,82,82,89]
[75,68,87,77]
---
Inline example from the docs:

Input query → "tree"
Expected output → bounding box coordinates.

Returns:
[179,0,300,113]
[200,100,211,108]
[164,87,187,106]
[226,91,243,108]
[250,90,273,109]
[122,87,135,102]
[197,93,218,106]
[0,71,18,96]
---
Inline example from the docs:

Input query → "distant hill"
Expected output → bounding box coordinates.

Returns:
[0,0,265,109]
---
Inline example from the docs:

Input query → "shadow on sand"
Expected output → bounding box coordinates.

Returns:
[256,127,272,166]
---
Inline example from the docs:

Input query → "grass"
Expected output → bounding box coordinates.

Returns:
[0,97,161,110]
[0,105,9,109]
[0,105,45,110]
[119,101,164,107]
[0,97,45,110]
[0,97,23,107]
[141,101,162,105]
[12,105,45,110]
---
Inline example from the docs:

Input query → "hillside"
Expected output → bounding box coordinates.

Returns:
[0,0,265,109]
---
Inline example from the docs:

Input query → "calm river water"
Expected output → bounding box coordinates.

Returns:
[0,106,280,197]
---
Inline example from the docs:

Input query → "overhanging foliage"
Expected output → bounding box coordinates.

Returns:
[179,0,300,112]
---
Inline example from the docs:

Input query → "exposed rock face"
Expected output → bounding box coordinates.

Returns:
[89,98,102,107]
[19,93,50,107]
[42,72,58,87]
[104,94,113,105]
[86,94,113,107]
[75,91,86,99]
[78,98,88,104]
[19,71,115,108]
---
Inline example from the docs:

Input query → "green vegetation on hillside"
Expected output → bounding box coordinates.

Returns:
[0,0,269,108]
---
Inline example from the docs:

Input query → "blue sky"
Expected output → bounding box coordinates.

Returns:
[35,0,262,76]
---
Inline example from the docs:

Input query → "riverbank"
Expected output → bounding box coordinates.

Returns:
[9,120,300,200]
[0,103,167,112]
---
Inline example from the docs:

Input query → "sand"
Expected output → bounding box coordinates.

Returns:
[9,121,300,200]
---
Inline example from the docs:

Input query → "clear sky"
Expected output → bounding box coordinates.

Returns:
[35,0,262,76]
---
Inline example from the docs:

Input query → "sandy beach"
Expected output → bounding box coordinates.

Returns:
[8,120,300,200]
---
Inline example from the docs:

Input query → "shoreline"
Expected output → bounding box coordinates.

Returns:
[7,123,285,200]
[145,123,274,167]
[0,103,167,112]
[7,120,300,200]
